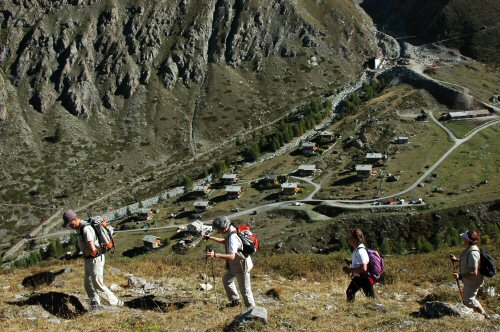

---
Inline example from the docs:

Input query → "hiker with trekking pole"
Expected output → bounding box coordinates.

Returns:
[450,230,492,319]
[63,209,124,311]
[203,216,256,308]
[342,228,383,302]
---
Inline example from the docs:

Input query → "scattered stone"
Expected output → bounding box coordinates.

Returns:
[143,283,156,291]
[480,179,488,185]
[198,283,213,291]
[486,287,496,297]
[324,305,334,311]
[418,183,425,188]
[433,187,445,193]
[127,276,147,288]
[109,284,122,292]
[419,301,484,319]
[198,273,208,281]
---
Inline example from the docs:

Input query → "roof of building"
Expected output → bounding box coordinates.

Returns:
[447,109,490,118]
[143,235,161,243]
[319,131,334,136]
[281,182,299,189]
[225,185,242,192]
[189,220,203,226]
[261,175,278,181]
[193,185,210,191]
[298,165,316,171]
[222,173,238,179]
[356,164,373,172]
[366,153,383,159]
[397,136,408,140]
[301,142,317,148]
[193,201,210,207]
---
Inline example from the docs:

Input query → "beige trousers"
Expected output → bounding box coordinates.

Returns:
[223,269,255,308]
[84,254,120,306]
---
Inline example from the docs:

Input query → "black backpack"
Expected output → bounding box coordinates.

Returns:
[471,249,496,278]
[479,250,496,277]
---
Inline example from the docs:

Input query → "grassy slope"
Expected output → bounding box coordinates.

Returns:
[1,245,499,331]
[428,61,500,103]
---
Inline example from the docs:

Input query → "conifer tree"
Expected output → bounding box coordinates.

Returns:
[380,238,391,255]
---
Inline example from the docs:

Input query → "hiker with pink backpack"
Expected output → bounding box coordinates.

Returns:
[342,227,384,302]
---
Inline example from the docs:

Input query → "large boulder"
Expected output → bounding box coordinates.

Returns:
[225,306,268,331]
[419,301,484,319]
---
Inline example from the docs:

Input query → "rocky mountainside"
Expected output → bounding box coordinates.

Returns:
[0,1,376,240]
[359,0,500,66]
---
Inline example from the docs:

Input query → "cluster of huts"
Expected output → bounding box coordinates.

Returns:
[354,137,407,180]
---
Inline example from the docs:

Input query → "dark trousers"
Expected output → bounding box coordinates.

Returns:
[346,275,375,302]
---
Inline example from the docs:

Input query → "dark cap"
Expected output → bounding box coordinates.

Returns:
[63,209,78,228]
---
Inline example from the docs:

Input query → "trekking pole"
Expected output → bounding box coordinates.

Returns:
[203,232,219,308]
[204,245,209,301]
[450,257,465,304]
[209,253,221,310]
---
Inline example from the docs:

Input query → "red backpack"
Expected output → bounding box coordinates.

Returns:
[236,224,259,257]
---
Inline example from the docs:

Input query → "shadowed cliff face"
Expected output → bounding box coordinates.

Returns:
[2,0,371,116]
[360,0,500,66]
[0,0,376,236]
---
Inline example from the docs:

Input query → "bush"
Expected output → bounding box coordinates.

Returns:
[380,238,392,255]
[48,239,64,258]
[394,237,407,254]
[416,236,433,253]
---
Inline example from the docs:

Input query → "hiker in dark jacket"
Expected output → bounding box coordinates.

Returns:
[63,209,123,310]
[342,227,374,302]
[450,230,489,319]
[204,216,255,308]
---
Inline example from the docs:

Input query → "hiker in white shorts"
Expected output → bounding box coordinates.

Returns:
[204,216,255,308]
[63,209,124,310]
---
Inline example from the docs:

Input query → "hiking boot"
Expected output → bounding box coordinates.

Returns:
[226,300,241,308]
